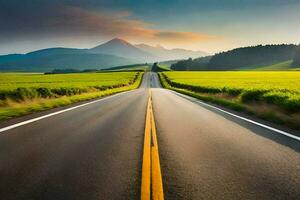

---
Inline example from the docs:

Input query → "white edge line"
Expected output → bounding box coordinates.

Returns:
[0,90,133,133]
[171,90,300,142]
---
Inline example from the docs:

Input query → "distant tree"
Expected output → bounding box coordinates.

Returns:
[171,56,211,71]
[151,62,169,72]
[49,69,80,74]
[170,59,189,71]
[152,62,159,71]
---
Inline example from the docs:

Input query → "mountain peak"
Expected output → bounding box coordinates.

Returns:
[91,38,132,50]
[89,38,155,62]
[106,38,130,45]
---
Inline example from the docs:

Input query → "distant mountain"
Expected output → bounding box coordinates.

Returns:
[0,52,136,72]
[27,48,89,57]
[0,38,209,72]
[171,44,299,71]
[89,38,156,62]
[0,39,144,72]
[135,43,207,61]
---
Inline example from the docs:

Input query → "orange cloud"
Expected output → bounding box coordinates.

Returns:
[0,5,218,47]
[57,6,217,44]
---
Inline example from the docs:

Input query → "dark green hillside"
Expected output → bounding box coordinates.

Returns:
[171,56,211,71]
[208,44,297,70]
[171,44,298,71]
[292,48,300,67]
[26,48,88,57]
[0,54,25,64]
[152,62,170,72]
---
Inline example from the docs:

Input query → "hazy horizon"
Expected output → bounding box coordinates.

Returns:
[1,0,300,55]
[0,37,210,56]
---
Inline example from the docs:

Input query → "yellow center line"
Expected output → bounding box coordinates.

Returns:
[141,89,164,200]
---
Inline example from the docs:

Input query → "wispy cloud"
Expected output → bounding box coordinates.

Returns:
[0,4,217,46]
[66,7,218,44]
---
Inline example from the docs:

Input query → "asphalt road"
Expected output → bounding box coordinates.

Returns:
[0,72,300,200]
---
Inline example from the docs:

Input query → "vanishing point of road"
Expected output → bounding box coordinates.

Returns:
[0,72,299,200]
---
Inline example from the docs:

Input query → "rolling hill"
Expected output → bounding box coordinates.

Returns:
[171,44,299,71]
[208,44,298,70]
[0,38,212,71]
[0,54,25,65]
[0,53,136,72]
[0,38,174,71]
[0,39,145,72]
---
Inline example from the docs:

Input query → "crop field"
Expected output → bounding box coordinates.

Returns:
[162,71,300,91]
[0,72,142,119]
[0,72,138,90]
[160,71,300,128]
[0,72,139,100]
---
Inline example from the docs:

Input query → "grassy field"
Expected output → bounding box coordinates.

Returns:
[160,71,300,129]
[0,72,142,120]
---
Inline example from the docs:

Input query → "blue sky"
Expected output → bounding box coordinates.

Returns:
[0,0,299,54]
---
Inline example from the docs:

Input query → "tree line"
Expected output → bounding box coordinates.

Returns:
[170,56,211,71]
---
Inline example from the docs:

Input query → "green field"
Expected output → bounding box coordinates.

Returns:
[162,71,300,91]
[0,72,138,90]
[160,71,300,128]
[0,72,142,120]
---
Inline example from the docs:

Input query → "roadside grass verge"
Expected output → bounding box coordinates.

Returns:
[159,72,300,130]
[0,72,143,120]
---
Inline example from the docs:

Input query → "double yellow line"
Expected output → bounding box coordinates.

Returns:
[141,90,164,200]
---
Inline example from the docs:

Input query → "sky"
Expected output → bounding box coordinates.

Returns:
[0,0,300,54]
